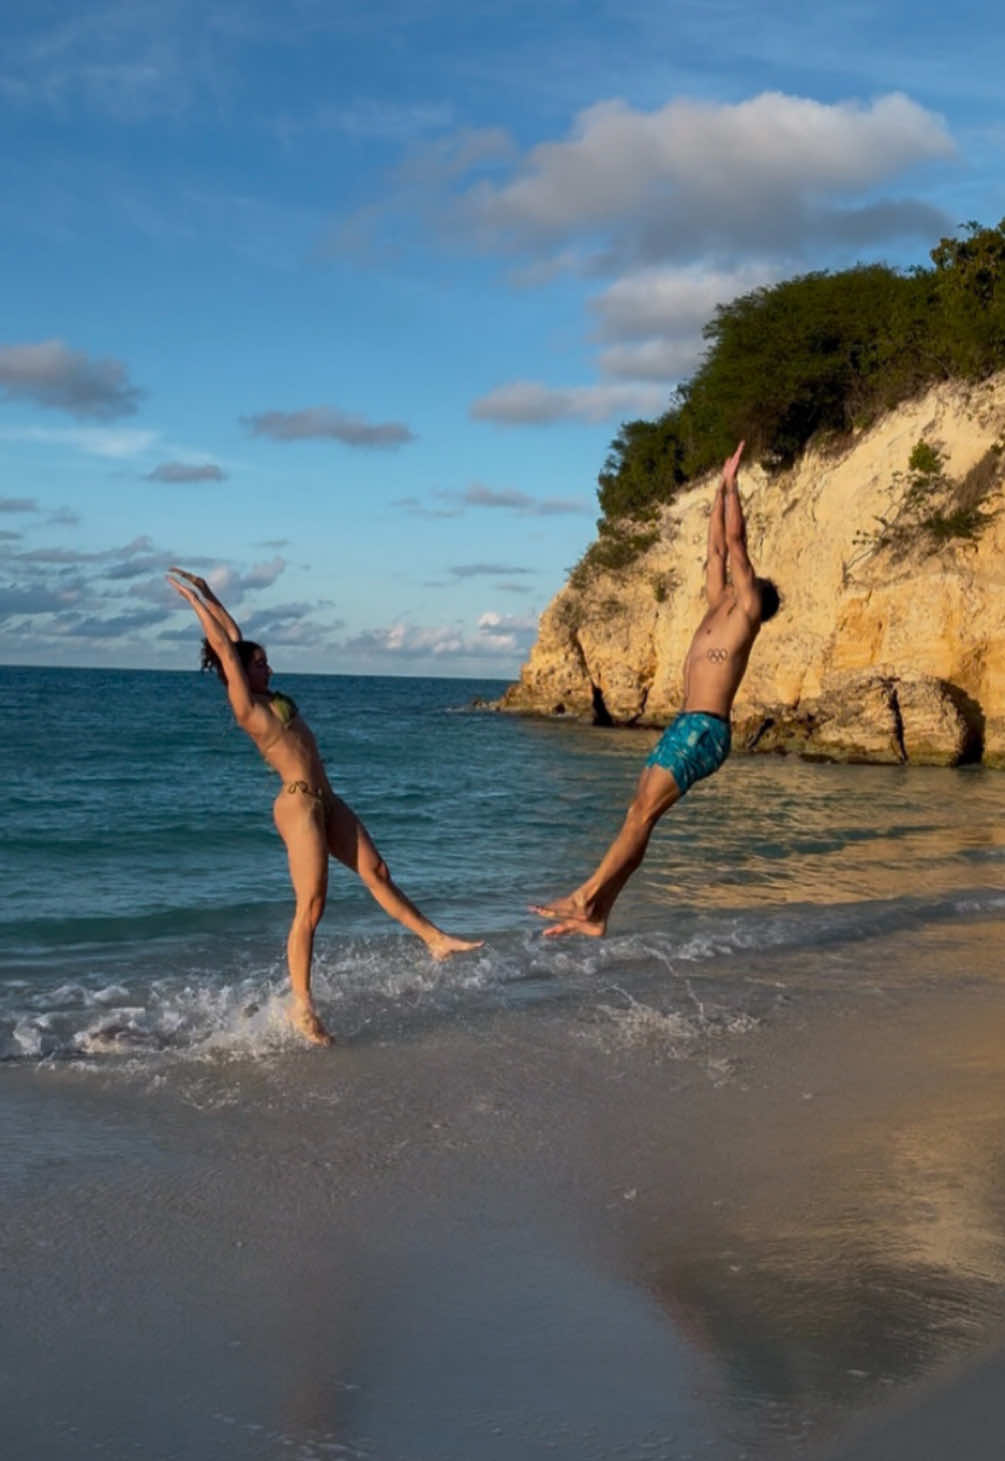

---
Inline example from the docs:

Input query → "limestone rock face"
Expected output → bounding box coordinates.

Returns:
[500,376,1005,767]
[735,673,979,766]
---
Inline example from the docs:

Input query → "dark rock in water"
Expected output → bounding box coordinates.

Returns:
[733,672,981,766]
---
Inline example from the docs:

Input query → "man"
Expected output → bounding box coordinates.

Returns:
[531,441,780,938]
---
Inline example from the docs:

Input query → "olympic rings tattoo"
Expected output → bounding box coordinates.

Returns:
[706,648,728,662]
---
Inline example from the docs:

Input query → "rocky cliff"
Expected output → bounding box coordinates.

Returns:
[500,375,1005,767]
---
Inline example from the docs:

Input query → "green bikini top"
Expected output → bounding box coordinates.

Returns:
[269,691,299,726]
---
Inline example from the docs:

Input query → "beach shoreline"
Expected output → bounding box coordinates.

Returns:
[6,945,1005,1460]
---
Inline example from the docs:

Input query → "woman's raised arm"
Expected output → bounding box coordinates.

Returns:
[167,574,260,728]
[168,567,242,642]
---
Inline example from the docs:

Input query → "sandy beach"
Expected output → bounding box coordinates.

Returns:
[6,918,1005,1461]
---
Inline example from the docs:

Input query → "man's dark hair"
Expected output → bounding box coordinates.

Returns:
[200,637,263,683]
[757,577,781,623]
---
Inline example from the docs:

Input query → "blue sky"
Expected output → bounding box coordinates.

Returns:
[2,0,1003,677]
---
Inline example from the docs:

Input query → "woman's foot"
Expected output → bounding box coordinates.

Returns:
[426,932,484,962]
[290,999,335,1047]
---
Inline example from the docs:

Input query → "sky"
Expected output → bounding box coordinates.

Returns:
[2,0,1003,678]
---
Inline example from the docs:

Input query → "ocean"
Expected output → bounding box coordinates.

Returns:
[4,664,1005,1461]
[2,664,1002,1065]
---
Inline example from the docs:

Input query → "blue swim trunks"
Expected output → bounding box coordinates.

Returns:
[644,711,731,795]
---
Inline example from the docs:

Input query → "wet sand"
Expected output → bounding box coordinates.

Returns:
[5,945,1005,1460]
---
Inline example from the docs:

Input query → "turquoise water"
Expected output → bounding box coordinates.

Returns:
[1,664,1003,1061]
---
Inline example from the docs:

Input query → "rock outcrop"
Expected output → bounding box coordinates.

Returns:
[499,376,1005,767]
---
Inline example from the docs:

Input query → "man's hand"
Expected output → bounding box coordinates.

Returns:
[722,440,745,490]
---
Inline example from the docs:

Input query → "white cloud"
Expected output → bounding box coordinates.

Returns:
[3,528,320,662]
[452,91,956,423]
[206,556,287,598]
[448,562,536,579]
[0,3,217,121]
[588,262,783,381]
[59,606,170,639]
[394,125,515,186]
[241,556,287,590]
[0,424,158,458]
[243,405,415,449]
[461,92,953,264]
[593,263,782,341]
[339,613,535,663]
[477,610,538,633]
[278,98,456,146]
[18,533,154,566]
[393,494,463,521]
[470,380,669,425]
[456,483,591,515]
[398,484,590,515]
[146,460,227,482]
[595,338,699,383]
[240,601,343,645]
[0,339,143,419]
[0,583,85,616]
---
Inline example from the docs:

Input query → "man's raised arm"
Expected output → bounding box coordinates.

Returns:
[706,468,727,605]
[722,441,760,618]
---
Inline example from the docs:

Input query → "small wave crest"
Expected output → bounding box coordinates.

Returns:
[3,885,1002,1066]
[0,935,513,1065]
[4,974,299,1063]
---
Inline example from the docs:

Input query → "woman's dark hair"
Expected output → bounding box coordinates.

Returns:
[201,637,263,683]
[757,578,781,623]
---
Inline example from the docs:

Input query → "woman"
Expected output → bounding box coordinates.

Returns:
[167,568,482,1046]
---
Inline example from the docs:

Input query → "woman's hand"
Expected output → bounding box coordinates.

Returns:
[167,567,242,641]
[168,566,211,597]
[166,574,201,608]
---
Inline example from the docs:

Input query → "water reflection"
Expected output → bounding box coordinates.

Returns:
[606,982,1005,1445]
[509,719,1004,912]
[625,759,1005,911]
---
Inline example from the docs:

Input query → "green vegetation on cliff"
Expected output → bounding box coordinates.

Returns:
[853,438,1002,562]
[583,220,1005,575]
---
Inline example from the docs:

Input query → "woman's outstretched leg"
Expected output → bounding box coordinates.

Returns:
[325,795,482,960]
[274,793,334,1045]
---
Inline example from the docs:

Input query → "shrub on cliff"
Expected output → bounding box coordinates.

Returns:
[857,439,1002,559]
[587,220,1005,572]
[597,418,687,521]
[569,523,661,588]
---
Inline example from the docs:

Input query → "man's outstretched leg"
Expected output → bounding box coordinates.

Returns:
[530,764,681,937]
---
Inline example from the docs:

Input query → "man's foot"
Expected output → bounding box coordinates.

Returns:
[427,933,485,962]
[529,896,607,939]
[529,892,587,920]
[290,1000,335,1047]
[531,908,608,938]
